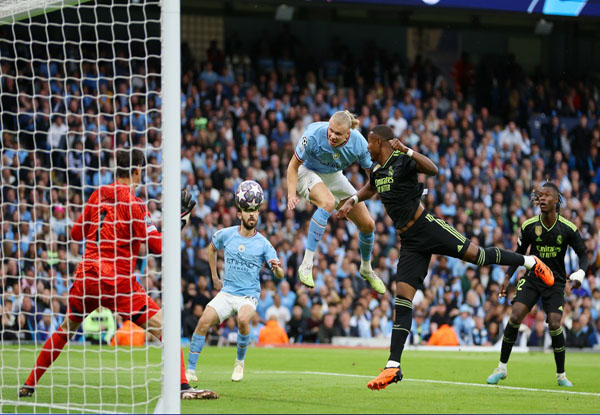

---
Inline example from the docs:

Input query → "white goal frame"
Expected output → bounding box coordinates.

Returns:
[0,0,182,413]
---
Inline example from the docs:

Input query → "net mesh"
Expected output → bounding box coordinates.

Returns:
[0,0,164,412]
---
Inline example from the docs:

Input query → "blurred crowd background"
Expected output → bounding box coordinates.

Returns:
[1,27,600,350]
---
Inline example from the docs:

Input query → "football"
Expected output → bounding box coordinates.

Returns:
[235,180,264,211]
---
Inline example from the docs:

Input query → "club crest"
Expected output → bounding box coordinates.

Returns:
[535,226,542,237]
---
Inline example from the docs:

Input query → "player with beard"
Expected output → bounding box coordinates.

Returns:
[487,182,587,387]
[186,181,284,383]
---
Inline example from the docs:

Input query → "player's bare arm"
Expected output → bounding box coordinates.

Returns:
[336,181,377,219]
[207,242,222,291]
[389,138,438,176]
[286,155,303,210]
[269,259,284,279]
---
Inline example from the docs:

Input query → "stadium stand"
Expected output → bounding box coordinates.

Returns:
[1,28,600,350]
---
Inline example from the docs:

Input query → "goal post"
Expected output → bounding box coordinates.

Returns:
[158,0,181,412]
[0,0,181,412]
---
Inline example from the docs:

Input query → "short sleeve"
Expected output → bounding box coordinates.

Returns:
[517,224,531,249]
[263,240,278,265]
[294,134,312,162]
[212,229,224,250]
[404,156,417,175]
[369,163,377,187]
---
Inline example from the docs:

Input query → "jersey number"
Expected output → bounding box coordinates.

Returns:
[516,278,526,292]
[96,209,108,241]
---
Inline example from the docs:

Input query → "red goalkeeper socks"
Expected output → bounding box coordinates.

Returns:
[180,348,188,385]
[25,327,69,387]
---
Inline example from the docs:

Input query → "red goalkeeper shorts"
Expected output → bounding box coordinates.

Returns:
[67,264,160,326]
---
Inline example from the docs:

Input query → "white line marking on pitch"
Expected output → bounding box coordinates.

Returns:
[0,399,124,414]
[252,370,600,397]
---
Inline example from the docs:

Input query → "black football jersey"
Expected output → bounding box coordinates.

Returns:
[519,215,586,287]
[369,150,424,230]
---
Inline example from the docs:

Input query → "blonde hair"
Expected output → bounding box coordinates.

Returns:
[330,110,360,130]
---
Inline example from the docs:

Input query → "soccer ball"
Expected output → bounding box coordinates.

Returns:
[235,180,264,211]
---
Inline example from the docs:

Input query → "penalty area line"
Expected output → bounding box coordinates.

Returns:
[251,370,600,397]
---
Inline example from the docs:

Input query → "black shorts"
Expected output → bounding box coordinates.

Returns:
[513,275,565,317]
[395,210,471,290]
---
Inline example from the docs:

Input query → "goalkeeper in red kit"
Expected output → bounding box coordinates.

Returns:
[19,149,218,400]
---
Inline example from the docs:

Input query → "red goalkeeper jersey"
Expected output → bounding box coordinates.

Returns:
[71,182,162,289]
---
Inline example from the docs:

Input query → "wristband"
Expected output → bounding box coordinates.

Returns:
[350,194,359,205]
[569,269,585,284]
[407,148,414,158]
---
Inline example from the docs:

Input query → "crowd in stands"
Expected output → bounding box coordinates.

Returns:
[1,25,600,350]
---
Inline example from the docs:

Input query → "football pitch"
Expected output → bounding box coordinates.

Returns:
[1,345,599,413]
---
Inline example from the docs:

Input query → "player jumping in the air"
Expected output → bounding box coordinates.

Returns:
[19,149,218,400]
[337,125,555,391]
[287,110,385,294]
[487,182,587,387]
[186,180,284,383]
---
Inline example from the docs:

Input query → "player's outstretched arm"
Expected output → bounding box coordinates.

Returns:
[207,242,222,291]
[269,259,284,279]
[286,156,303,210]
[336,182,377,219]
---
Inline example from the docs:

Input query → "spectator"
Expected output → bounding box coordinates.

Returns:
[304,302,323,343]
[527,320,548,348]
[265,294,291,330]
[258,315,289,345]
[182,304,204,339]
[386,108,407,137]
[278,280,296,313]
[110,320,147,347]
[472,316,490,346]
[249,313,264,344]
[428,324,460,346]
[410,310,431,345]
[350,304,371,339]
[453,304,475,346]
[334,310,358,337]
[317,313,336,344]
[218,317,238,346]
[287,305,307,343]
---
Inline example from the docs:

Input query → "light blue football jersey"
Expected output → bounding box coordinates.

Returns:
[211,226,278,299]
[294,121,372,174]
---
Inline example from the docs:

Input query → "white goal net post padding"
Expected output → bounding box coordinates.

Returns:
[0,0,180,413]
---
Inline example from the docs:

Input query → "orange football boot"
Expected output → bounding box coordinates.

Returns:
[531,256,554,286]
[367,367,403,390]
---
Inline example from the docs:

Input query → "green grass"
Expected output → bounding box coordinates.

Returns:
[1,345,599,413]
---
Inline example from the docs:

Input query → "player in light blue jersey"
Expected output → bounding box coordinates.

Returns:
[186,181,284,383]
[287,110,385,294]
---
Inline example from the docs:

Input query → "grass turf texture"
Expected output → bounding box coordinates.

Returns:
[1,345,599,413]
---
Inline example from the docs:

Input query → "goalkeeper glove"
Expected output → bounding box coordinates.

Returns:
[181,189,196,230]
[568,269,585,287]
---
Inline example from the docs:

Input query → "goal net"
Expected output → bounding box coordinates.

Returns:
[0,0,180,412]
